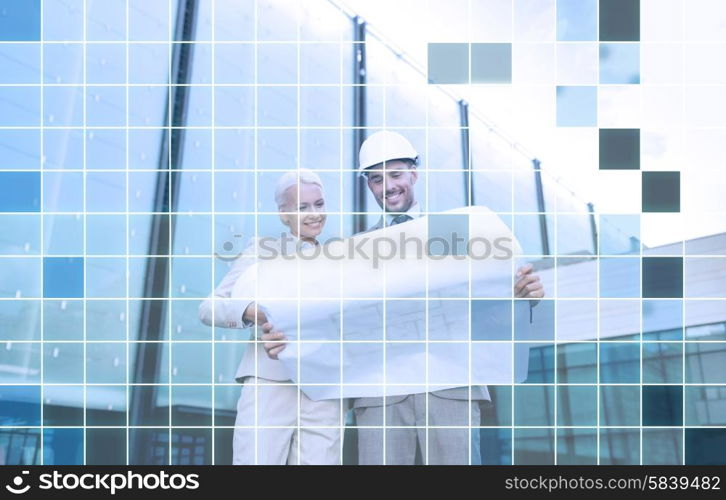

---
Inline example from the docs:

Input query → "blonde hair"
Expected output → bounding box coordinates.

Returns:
[274,169,324,209]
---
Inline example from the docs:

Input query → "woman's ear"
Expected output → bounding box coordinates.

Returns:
[278,204,291,227]
[279,211,290,227]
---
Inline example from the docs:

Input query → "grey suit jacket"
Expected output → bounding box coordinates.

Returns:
[353,214,491,407]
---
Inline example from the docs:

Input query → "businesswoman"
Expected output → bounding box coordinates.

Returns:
[198,169,342,465]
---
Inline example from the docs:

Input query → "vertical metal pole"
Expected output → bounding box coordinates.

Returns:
[587,202,598,255]
[458,100,472,206]
[532,158,550,256]
[352,17,367,234]
[130,0,198,465]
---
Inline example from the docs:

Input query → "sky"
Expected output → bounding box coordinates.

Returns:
[340,0,726,247]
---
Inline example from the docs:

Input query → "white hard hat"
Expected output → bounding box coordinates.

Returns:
[358,131,418,172]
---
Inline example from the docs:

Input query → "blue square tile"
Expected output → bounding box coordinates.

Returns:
[43,43,83,84]
[599,428,639,464]
[556,343,597,383]
[0,87,40,126]
[0,385,41,425]
[557,385,597,426]
[0,43,40,83]
[599,128,640,170]
[86,129,126,170]
[600,0,640,42]
[428,213,469,256]
[86,86,126,127]
[643,171,680,213]
[598,214,640,254]
[643,342,682,384]
[523,344,555,383]
[642,299,683,339]
[43,257,84,298]
[599,256,641,298]
[86,43,126,84]
[86,257,126,298]
[472,43,511,84]
[43,428,84,465]
[643,428,682,464]
[686,429,726,465]
[87,215,126,255]
[43,385,83,424]
[0,129,40,170]
[514,385,554,425]
[428,43,469,84]
[600,386,640,426]
[43,214,84,255]
[643,257,683,298]
[557,0,597,41]
[0,0,40,41]
[472,300,512,340]
[86,172,126,212]
[44,86,83,126]
[0,214,40,254]
[600,43,640,84]
[0,171,40,212]
[43,172,83,212]
[643,385,682,426]
[479,428,512,465]
[600,343,640,383]
[43,0,83,41]
[557,86,597,126]
[86,428,126,465]
[557,429,598,464]
[44,341,84,383]
[514,428,554,464]
[43,128,84,169]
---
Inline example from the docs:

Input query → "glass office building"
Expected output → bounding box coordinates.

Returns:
[0,0,724,465]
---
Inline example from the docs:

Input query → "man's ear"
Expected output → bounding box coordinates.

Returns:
[409,166,418,184]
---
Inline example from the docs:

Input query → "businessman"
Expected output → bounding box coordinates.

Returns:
[263,131,545,464]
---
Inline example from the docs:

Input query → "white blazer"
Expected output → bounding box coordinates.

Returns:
[198,236,305,382]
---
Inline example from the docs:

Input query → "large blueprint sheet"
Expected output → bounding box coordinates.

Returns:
[232,206,550,400]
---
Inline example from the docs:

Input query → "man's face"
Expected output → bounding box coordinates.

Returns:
[365,160,418,213]
[279,182,327,239]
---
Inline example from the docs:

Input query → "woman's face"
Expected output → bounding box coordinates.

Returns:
[279,182,326,239]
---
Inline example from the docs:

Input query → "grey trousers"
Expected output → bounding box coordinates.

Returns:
[354,392,483,465]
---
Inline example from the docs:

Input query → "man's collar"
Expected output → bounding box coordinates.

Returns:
[384,201,421,226]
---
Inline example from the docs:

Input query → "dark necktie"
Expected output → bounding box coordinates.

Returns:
[390,214,413,226]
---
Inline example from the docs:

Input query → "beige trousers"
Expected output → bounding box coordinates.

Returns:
[232,376,343,465]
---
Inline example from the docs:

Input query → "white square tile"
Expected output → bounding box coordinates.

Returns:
[642,86,684,128]
[641,43,684,84]
[641,128,683,172]
[513,43,555,84]
[685,44,726,84]
[513,0,555,41]
[685,85,726,127]
[556,42,598,85]
[642,0,684,41]
[470,0,513,41]
[598,85,642,128]
[685,0,726,42]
